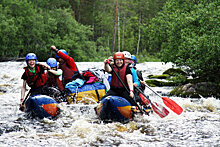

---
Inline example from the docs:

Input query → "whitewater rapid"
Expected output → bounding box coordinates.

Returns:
[0,61,219,147]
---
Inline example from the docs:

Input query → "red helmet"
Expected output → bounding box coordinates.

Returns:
[113,52,124,60]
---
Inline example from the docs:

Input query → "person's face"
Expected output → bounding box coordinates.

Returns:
[57,58,64,64]
[124,58,130,64]
[51,67,57,71]
[115,59,124,67]
[27,59,36,68]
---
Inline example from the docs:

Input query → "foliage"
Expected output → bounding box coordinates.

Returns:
[0,0,97,61]
[1,0,219,87]
[148,0,220,82]
[1,0,168,62]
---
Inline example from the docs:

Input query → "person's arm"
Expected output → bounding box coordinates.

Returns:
[104,59,112,72]
[21,80,26,103]
[126,74,134,98]
[50,45,58,52]
[140,80,146,86]
[48,69,63,76]
[131,68,139,87]
[37,62,51,70]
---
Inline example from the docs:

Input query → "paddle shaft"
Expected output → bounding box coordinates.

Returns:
[143,82,163,98]
[142,81,183,115]
[108,63,143,113]
[50,50,53,57]
[136,83,171,118]
[21,89,31,106]
[135,86,152,104]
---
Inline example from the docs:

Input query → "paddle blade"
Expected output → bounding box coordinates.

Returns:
[162,97,183,115]
[151,102,169,118]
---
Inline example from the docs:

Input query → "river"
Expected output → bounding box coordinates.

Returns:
[0,61,219,147]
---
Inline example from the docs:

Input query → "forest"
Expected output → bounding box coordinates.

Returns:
[0,0,219,83]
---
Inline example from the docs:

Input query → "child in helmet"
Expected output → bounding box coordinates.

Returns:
[20,53,50,109]
[130,55,145,90]
[46,58,65,102]
[46,58,64,90]
[130,55,151,113]
[122,51,139,88]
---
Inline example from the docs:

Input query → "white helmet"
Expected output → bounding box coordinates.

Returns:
[123,51,131,59]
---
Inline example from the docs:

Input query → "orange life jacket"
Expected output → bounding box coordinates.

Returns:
[24,65,47,88]
[110,64,128,88]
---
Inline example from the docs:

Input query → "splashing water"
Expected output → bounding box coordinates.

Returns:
[0,62,219,146]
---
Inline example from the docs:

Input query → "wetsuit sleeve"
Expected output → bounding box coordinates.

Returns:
[21,72,27,80]
[125,65,132,75]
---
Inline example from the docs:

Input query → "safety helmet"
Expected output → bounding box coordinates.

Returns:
[55,49,67,59]
[47,58,58,68]
[131,55,137,66]
[26,53,37,61]
[122,51,131,59]
[113,52,125,60]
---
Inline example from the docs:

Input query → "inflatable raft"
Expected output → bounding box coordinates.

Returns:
[95,96,133,122]
[25,95,60,118]
[66,81,107,104]
[65,69,110,104]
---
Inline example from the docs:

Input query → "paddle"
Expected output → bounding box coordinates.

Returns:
[107,61,144,114]
[19,89,31,111]
[135,86,169,118]
[143,82,183,115]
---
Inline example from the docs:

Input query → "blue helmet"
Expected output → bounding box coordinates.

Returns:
[55,49,67,59]
[26,53,37,61]
[131,55,137,66]
[47,58,58,68]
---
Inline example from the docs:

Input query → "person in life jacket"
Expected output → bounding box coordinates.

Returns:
[130,55,145,91]
[123,51,139,88]
[130,55,151,113]
[20,53,50,107]
[50,45,79,86]
[46,58,65,102]
[101,52,135,106]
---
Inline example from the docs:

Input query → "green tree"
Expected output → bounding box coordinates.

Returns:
[148,0,220,82]
[0,0,97,61]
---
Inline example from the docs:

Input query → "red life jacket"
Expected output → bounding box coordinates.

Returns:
[59,62,77,81]
[24,65,47,88]
[47,73,64,90]
[110,64,129,88]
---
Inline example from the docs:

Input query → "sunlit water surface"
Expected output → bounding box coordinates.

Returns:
[0,62,219,147]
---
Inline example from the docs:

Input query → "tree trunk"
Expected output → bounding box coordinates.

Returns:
[111,0,118,53]
[117,3,120,52]
[136,13,141,55]
[122,16,125,51]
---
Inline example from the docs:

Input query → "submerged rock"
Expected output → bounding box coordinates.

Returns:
[163,68,187,76]
[170,82,220,98]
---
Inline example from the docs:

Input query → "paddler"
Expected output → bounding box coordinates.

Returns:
[101,52,136,106]
[46,58,65,102]
[20,53,50,110]
[50,45,80,86]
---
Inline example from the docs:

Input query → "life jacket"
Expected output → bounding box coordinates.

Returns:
[110,64,128,88]
[47,73,64,91]
[59,62,78,81]
[24,65,47,88]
